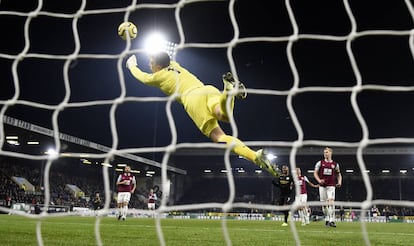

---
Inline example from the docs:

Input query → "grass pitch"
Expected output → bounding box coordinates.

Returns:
[1,215,413,245]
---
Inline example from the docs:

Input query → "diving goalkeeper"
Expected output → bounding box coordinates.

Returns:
[126,52,279,177]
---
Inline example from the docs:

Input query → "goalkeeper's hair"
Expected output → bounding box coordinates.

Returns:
[152,51,171,68]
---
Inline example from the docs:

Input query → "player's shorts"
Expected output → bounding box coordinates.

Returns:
[117,192,131,203]
[295,193,308,205]
[148,202,156,210]
[181,85,221,137]
[319,186,336,201]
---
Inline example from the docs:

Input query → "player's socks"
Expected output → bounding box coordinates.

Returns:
[118,207,123,220]
[299,209,305,224]
[123,205,128,218]
[328,205,335,223]
[323,206,329,219]
[219,93,235,121]
[217,135,256,161]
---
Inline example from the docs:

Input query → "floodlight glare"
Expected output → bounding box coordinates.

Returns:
[144,32,177,58]
[45,148,58,159]
[46,148,57,156]
[266,153,277,160]
[144,32,167,55]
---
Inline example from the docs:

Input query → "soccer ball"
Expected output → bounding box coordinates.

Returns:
[118,21,138,40]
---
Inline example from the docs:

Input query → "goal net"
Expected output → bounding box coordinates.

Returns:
[1,0,414,245]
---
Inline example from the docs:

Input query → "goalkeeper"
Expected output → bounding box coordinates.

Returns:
[126,52,279,177]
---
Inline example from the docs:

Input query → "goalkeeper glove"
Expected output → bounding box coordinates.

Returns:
[126,55,137,69]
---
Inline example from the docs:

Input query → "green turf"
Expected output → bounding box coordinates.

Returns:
[0,215,413,245]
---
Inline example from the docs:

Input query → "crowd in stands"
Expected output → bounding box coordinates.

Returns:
[0,159,147,212]
[1,158,414,217]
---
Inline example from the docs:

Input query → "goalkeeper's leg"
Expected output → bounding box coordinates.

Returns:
[217,72,247,122]
[211,128,280,177]
[217,93,235,122]
[222,72,247,99]
[216,133,256,161]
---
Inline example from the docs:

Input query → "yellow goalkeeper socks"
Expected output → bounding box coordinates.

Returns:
[219,93,234,120]
[217,135,256,162]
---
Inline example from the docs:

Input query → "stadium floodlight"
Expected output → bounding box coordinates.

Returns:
[6,140,19,145]
[147,170,155,174]
[101,163,112,167]
[144,32,167,54]
[266,153,277,161]
[81,158,92,165]
[45,148,57,158]
[6,135,19,145]
[144,31,177,58]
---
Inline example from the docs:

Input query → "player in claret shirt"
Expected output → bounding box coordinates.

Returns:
[116,165,136,220]
[314,147,342,228]
[295,167,318,226]
[147,188,157,218]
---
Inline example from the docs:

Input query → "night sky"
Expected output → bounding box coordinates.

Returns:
[1,0,414,170]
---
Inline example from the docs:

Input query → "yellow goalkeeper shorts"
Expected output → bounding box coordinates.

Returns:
[181,85,221,137]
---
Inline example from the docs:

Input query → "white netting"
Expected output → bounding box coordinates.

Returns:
[1,0,414,245]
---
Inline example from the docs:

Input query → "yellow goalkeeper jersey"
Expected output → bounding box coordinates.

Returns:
[129,61,204,104]
[129,61,222,137]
